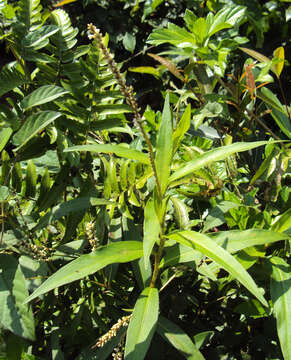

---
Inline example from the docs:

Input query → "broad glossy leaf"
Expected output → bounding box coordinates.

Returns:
[0,127,13,152]
[0,67,26,97]
[64,144,150,164]
[123,32,136,53]
[24,241,143,303]
[125,287,159,360]
[147,23,196,47]
[0,255,35,340]
[157,316,205,360]
[270,257,291,360]
[13,111,62,151]
[209,229,289,253]
[143,198,160,267]
[167,231,268,306]
[22,25,59,49]
[169,141,269,183]
[155,93,173,195]
[34,196,113,231]
[21,85,69,110]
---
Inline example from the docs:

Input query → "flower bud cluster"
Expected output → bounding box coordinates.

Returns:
[85,221,98,251]
[92,315,131,349]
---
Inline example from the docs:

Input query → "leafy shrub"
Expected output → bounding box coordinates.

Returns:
[0,1,290,359]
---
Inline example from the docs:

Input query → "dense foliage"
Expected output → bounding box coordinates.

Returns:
[0,0,290,359]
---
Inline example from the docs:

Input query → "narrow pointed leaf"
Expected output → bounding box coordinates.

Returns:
[173,104,191,154]
[209,229,289,253]
[34,196,113,231]
[157,316,205,360]
[167,231,268,306]
[270,257,291,360]
[155,93,173,195]
[21,85,69,110]
[143,199,160,267]
[125,287,159,360]
[169,141,269,183]
[64,144,150,164]
[24,241,143,303]
[271,208,291,233]
[0,255,35,340]
[13,111,62,151]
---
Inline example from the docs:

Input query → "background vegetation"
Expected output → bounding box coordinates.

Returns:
[0,0,290,359]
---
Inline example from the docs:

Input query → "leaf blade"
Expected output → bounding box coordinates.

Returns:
[167,231,268,306]
[155,93,173,195]
[157,316,205,360]
[125,287,159,360]
[24,241,143,303]
[64,144,150,164]
[270,257,291,360]
[169,141,269,183]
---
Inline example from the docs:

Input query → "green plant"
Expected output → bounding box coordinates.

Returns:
[0,1,290,359]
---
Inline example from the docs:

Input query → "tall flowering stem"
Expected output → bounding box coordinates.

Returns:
[87,24,162,200]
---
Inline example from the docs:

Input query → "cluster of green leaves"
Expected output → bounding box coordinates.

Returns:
[0,0,290,359]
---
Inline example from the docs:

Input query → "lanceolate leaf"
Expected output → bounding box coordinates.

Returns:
[24,241,143,303]
[125,287,159,360]
[155,93,173,195]
[157,316,205,360]
[209,229,289,253]
[167,231,268,307]
[143,198,160,267]
[169,141,269,183]
[21,85,69,110]
[269,257,291,360]
[13,111,62,151]
[34,196,113,231]
[64,144,150,164]
[271,208,291,233]
[0,255,35,340]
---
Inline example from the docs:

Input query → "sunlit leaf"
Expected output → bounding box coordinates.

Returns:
[270,257,291,360]
[65,144,150,164]
[13,111,62,151]
[21,85,69,110]
[24,241,143,303]
[125,287,159,360]
[169,141,269,183]
[272,46,285,78]
[143,198,160,267]
[167,231,268,306]
[155,93,173,195]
